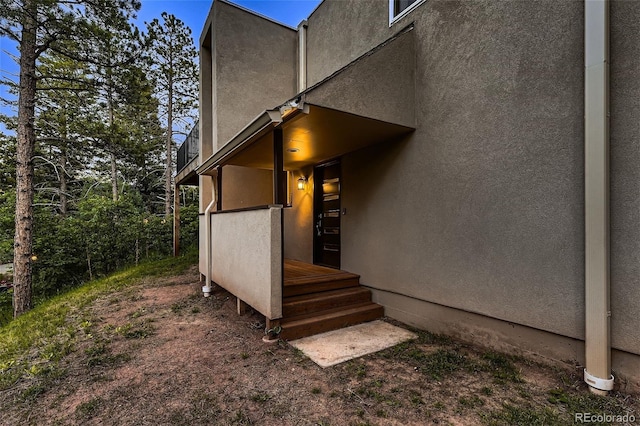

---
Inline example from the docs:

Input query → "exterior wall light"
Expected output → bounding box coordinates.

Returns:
[297,176,308,191]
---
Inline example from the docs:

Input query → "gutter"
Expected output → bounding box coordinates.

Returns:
[298,20,308,92]
[584,0,614,395]
[196,110,283,175]
[196,101,307,175]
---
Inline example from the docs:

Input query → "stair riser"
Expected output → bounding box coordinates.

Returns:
[280,305,384,341]
[283,277,360,297]
[283,290,372,318]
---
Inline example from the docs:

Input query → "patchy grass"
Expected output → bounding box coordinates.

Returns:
[84,339,130,367]
[382,341,477,380]
[166,392,222,425]
[547,387,630,417]
[481,351,524,384]
[75,397,104,420]
[0,249,637,425]
[0,250,197,392]
[481,403,561,425]
[459,395,485,409]
[114,320,155,339]
[249,390,272,403]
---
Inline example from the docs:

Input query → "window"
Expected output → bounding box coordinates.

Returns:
[389,0,426,25]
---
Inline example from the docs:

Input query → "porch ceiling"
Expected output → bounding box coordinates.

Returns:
[197,23,415,175]
[225,104,414,171]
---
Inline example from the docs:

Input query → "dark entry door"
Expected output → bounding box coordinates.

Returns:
[313,161,341,269]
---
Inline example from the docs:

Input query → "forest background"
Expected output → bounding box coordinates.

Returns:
[0,0,200,325]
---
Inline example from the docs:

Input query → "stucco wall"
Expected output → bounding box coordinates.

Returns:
[305,27,416,129]
[221,165,273,210]
[198,0,297,271]
[610,0,640,355]
[306,0,394,86]
[317,1,588,340]
[210,206,283,319]
[214,1,298,148]
[283,167,314,263]
[310,0,640,364]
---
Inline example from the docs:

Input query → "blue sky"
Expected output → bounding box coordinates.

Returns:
[0,0,322,134]
[135,0,322,36]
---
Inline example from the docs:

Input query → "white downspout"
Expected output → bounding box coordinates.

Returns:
[584,0,614,395]
[202,175,217,297]
[297,20,308,92]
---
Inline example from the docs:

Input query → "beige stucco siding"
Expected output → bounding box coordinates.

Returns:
[320,0,639,361]
[610,0,640,355]
[314,1,587,339]
[210,206,283,319]
[284,167,314,263]
[221,166,273,210]
[306,0,394,87]
[214,1,297,148]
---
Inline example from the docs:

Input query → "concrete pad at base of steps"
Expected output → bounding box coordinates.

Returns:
[289,320,417,367]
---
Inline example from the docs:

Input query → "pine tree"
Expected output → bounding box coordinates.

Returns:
[36,51,94,215]
[0,0,141,317]
[83,4,144,202]
[146,13,198,217]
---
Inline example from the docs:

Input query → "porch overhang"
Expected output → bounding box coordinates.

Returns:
[175,160,199,186]
[196,23,416,175]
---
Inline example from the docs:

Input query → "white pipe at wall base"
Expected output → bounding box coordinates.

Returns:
[584,0,613,395]
[202,176,217,297]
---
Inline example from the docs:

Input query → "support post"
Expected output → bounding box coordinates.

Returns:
[216,166,223,211]
[237,297,249,315]
[173,184,180,256]
[273,127,286,205]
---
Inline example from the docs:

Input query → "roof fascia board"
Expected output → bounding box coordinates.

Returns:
[197,110,283,174]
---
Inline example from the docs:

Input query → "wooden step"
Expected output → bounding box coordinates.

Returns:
[279,302,384,341]
[283,274,360,297]
[283,287,372,318]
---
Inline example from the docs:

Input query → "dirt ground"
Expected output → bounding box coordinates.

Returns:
[1,265,638,425]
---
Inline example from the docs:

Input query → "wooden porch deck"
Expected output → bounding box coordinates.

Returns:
[283,259,360,297]
[278,259,384,340]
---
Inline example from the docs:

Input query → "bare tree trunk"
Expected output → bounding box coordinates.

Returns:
[13,0,38,317]
[164,80,173,217]
[60,148,68,215]
[173,184,180,256]
[111,150,118,202]
[108,82,118,202]
[86,247,93,281]
[59,111,68,215]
